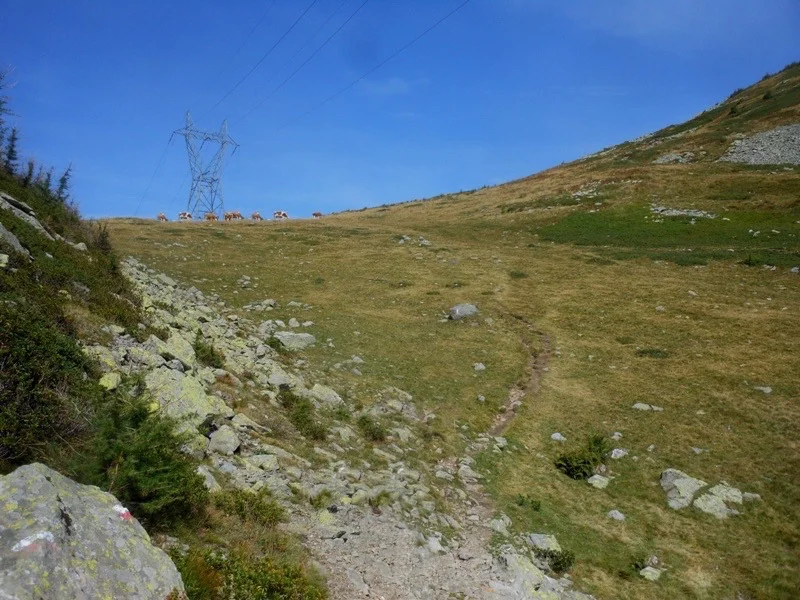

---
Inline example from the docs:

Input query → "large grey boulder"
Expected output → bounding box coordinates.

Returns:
[0,193,55,240]
[164,332,197,370]
[272,331,316,351]
[448,303,478,321]
[0,463,184,600]
[0,221,30,257]
[660,468,707,509]
[145,367,233,430]
[208,425,240,455]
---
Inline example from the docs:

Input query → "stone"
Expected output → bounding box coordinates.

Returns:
[487,514,512,537]
[753,386,772,394]
[0,253,8,268]
[208,425,240,455]
[231,413,265,432]
[157,273,177,287]
[607,509,626,521]
[126,346,166,369]
[693,492,739,519]
[525,533,561,552]
[610,448,628,459]
[587,475,610,489]
[708,482,743,504]
[144,368,233,430]
[309,383,343,406]
[743,492,762,503]
[347,568,370,594]
[660,468,707,509]
[718,124,800,165]
[246,454,279,471]
[272,331,316,351]
[473,362,486,372]
[639,566,662,581]
[448,303,479,321]
[196,465,221,492]
[0,222,30,257]
[99,372,122,391]
[83,344,118,372]
[288,317,300,328]
[0,193,54,240]
[164,333,196,369]
[611,431,623,440]
[0,463,184,600]
[632,402,663,411]
[551,432,567,442]
[457,464,482,481]
[497,552,547,595]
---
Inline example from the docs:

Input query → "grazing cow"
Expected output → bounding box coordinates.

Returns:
[178,211,192,220]
[251,211,264,221]
[224,212,233,221]
[224,211,244,221]
[157,212,168,222]
[312,211,322,219]
[273,210,289,220]
[204,212,219,222]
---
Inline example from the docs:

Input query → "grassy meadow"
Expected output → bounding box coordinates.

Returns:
[105,63,800,600]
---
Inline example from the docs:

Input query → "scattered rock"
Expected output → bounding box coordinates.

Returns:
[753,386,772,394]
[0,463,184,600]
[693,492,739,519]
[607,510,626,521]
[551,432,567,442]
[272,331,316,351]
[196,465,221,492]
[525,533,561,553]
[718,124,800,165]
[473,362,486,372]
[208,425,240,455]
[632,403,664,411]
[587,475,610,489]
[660,468,707,509]
[145,368,233,430]
[653,151,695,164]
[448,303,479,321]
[610,448,628,460]
[98,372,122,391]
[639,566,662,581]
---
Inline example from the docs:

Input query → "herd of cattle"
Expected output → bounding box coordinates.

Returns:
[156,210,323,222]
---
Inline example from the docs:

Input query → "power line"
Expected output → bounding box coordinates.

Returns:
[274,0,472,132]
[189,0,278,110]
[203,0,321,116]
[237,0,371,124]
[133,136,174,217]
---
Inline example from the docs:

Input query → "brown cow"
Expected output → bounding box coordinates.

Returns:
[157,212,168,222]
[204,212,219,222]
[178,211,192,220]
[273,210,289,220]
[251,211,264,221]
[312,211,322,219]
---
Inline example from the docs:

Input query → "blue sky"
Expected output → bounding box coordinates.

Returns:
[3,0,798,218]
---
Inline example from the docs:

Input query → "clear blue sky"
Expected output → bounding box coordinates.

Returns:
[3,0,799,218]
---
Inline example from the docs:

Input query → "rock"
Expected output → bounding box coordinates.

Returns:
[0,253,9,268]
[718,124,800,165]
[653,151,695,164]
[497,552,547,594]
[639,566,662,581]
[693,492,739,519]
[610,448,628,459]
[164,333,196,369]
[587,475,610,489]
[708,482,743,504]
[196,465,221,492]
[144,368,233,430]
[426,536,445,554]
[246,454,279,471]
[72,242,88,252]
[272,331,316,351]
[448,303,478,321]
[309,383,343,406]
[488,514,512,536]
[157,273,177,287]
[473,362,486,372]
[435,470,454,481]
[347,568,370,594]
[753,386,772,394]
[231,412,266,432]
[743,492,762,503]
[632,402,663,411]
[288,318,300,328]
[0,463,184,600]
[525,533,561,552]
[0,193,54,240]
[83,345,118,372]
[607,509,626,521]
[208,425,240,455]
[126,346,167,369]
[457,464,482,481]
[0,222,30,258]
[98,372,122,391]
[551,432,567,442]
[660,468,707,509]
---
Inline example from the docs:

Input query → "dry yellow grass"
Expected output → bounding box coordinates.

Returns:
[104,63,800,600]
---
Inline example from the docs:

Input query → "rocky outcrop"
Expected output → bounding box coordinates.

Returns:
[448,303,479,321]
[0,463,184,600]
[0,192,55,240]
[718,123,800,165]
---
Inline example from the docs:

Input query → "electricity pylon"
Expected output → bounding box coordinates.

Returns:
[173,112,238,218]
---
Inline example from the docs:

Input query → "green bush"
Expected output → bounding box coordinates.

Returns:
[173,550,327,600]
[310,489,333,510]
[534,548,576,575]
[554,434,610,480]
[278,386,327,440]
[509,270,529,279]
[514,494,541,511]
[635,348,670,359]
[213,488,285,527]
[194,331,226,369]
[356,414,387,442]
[76,393,208,529]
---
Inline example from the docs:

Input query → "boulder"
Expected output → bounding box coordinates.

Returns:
[525,533,561,553]
[98,372,122,391]
[587,474,610,489]
[0,463,184,600]
[449,303,478,321]
[196,465,221,492]
[207,425,240,455]
[273,331,316,351]
[144,368,233,429]
[693,492,738,519]
[640,566,662,581]
[164,333,197,370]
[83,344,118,373]
[309,383,343,407]
[0,221,30,257]
[0,193,54,240]
[660,468,707,509]
[0,253,8,268]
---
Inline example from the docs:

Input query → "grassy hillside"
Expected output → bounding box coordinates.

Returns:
[107,64,800,600]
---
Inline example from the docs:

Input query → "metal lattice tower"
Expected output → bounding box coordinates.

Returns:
[173,112,238,218]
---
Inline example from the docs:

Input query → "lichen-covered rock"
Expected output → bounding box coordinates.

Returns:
[83,344,118,373]
[144,368,233,430]
[660,468,707,509]
[0,463,184,600]
[208,425,240,455]
[308,383,343,407]
[164,332,197,370]
[448,303,478,321]
[272,331,316,351]
[99,372,122,391]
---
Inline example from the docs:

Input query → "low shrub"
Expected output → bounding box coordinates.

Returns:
[514,494,541,511]
[76,393,208,529]
[554,434,610,480]
[310,489,333,510]
[635,348,670,359]
[193,331,225,369]
[534,548,576,575]
[509,270,529,279]
[356,414,387,442]
[278,385,327,440]
[173,550,327,600]
[213,488,285,527]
